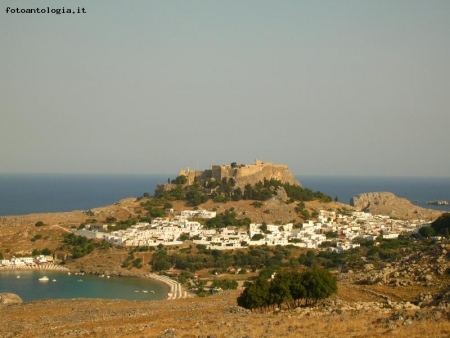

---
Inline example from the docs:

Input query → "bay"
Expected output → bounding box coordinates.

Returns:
[0,270,168,302]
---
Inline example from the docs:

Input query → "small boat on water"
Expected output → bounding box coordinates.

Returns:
[150,290,155,293]
[16,276,20,279]
[38,276,49,282]
[67,272,71,275]
[52,279,57,282]
[142,290,148,293]
[77,279,83,282]
[135,290,139,293]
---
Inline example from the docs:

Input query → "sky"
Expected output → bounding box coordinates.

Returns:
[1,1,449,177]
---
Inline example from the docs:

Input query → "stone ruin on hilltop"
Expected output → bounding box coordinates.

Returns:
[159,159,301,191]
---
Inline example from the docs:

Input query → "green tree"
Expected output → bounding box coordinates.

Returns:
[301,268,337,306]
[150,250,172,271]
[41,248,52,255]
[269,271,293,309]
[251,234,264,241]
[431,213,450,236]
[211,278,238,290]
[288,270,306,307]
[35,221,45,227]
[172,175,187,185]
[237,277,271,312]
[419,226,435,238]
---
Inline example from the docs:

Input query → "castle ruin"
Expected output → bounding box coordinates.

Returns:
[178,159,301,188]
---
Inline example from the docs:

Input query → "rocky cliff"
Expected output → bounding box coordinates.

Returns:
[171,160,301,190]
[230,161,301,188]
[350,192,442,221]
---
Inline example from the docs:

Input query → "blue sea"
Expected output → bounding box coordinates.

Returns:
[0,173,172,216]
[0,173,449,216]
[0,270,168,302]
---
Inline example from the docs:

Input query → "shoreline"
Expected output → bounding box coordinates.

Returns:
[146,273,188,299]
[0,264,188,300]
[0,263,69,272]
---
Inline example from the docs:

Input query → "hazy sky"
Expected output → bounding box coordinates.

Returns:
[1,1,449,176]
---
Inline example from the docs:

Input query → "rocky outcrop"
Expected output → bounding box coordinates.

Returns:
[231,162,301,189]
[350,192,442,220]
[339,243,450,289]
[158,160,301,194]
[0,293,22,306]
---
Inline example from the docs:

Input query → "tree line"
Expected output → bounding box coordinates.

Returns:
[150,245,294,273]
[155,176,332,206]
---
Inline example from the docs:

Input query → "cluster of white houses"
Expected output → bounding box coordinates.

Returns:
[73,209,431,253]
[1,255,53,268]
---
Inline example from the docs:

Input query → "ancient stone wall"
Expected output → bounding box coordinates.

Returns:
[166,160,300,191]
[233,163,299,188]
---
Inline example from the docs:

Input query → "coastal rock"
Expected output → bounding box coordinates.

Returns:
[0,293,22,306]
[350,192,442,220]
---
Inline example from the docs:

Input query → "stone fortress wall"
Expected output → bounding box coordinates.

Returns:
[178,159,301,188]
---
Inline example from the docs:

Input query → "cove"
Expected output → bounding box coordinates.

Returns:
[0,271,168,301]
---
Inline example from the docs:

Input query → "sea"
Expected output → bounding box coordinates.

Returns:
[1,173,449,301]
[0,173,449,216]
[0,270,168,302]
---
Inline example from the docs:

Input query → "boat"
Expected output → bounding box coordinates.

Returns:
[77,279,83,282]
[150,290,155,293]
[67,272,71,275]
[38,276,49,282]
[16,276,20,279]
[142,290,148,293]
[52,279,57,282]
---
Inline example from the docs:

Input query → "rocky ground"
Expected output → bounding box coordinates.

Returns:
[2,284,450,338]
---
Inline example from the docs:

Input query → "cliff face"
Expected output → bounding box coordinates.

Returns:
[350,192,442,221]
[231,162,301,188]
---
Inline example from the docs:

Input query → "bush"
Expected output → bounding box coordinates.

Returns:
[31,234,43,242]
[211,278,238,290]
[35,221,45,227]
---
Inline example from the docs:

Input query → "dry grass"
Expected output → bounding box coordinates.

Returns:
[2,289,450,338]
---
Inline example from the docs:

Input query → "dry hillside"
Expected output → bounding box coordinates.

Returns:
[1,195,449,337]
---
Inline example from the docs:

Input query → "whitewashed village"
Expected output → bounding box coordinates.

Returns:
[72,208,430,252]
[0,206,436,270]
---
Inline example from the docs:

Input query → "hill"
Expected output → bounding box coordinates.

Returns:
[350,192,442,221]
